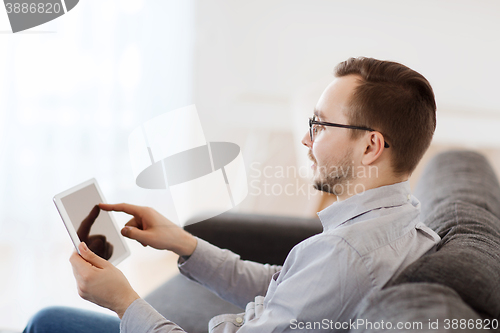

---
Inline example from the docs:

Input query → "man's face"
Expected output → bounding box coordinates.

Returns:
[301,75,362,196]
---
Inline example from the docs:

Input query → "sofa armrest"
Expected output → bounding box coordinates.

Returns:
[184,212,322,265]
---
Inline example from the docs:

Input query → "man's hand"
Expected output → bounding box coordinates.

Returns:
[70,242,140,319]
[99,203,197,257]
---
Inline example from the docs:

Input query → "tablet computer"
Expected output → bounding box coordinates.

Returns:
[53,178,130,266]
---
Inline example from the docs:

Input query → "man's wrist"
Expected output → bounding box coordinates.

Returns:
[174,233,198,257]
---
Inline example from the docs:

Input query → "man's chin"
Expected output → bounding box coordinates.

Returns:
[312,180,335,194]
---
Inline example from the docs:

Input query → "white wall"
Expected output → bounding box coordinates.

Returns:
[193,0,500,153]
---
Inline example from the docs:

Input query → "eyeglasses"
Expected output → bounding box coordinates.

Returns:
[309,115,390,148]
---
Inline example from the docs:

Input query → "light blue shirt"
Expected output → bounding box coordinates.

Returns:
[121,181,440,332]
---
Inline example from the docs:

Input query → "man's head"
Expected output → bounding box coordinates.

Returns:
[302,57,436,199]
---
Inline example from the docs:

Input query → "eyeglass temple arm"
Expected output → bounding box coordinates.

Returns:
[311,119,390,148]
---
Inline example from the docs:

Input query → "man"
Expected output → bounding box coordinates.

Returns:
[24,57,440,332]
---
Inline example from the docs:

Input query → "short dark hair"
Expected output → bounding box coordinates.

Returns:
[334,57,436,175]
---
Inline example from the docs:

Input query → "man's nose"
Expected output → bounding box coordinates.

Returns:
[302,131,312,148]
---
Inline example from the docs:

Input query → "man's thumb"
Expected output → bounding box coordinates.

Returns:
[121,226,148,245]
[78,242,107,268]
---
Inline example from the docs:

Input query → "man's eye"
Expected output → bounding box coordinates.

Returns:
[314,125,324,133]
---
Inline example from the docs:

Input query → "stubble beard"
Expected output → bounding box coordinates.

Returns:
[309,150,355,195]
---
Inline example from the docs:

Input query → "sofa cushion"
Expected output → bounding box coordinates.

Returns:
[385,199,500,320]
[352,283,482,333]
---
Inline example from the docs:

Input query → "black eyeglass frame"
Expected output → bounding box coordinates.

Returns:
[309,116,390,148]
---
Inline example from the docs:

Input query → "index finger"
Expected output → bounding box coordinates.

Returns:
[99,203,141,216]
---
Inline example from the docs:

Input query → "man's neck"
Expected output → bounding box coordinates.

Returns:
[336,174,409,202]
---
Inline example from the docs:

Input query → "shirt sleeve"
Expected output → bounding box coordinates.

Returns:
[120,298,186,333]
[121,297,248,333]
[178,237,283,309]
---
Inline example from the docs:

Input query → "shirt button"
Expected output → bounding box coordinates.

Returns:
[235,317,243,324]
[407,194,411,200]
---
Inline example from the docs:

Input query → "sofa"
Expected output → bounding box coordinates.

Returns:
[145,150,500,332]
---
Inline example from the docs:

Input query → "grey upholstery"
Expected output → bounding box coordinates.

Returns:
[414,150,500,221]
[383,201,500,320]
[352,283,482,333]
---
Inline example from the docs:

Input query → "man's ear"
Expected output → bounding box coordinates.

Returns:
[361,132,386,166]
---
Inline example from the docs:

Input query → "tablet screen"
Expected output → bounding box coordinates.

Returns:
[60,182,128,263]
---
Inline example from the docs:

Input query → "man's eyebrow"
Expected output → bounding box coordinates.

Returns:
[313,109,324,120]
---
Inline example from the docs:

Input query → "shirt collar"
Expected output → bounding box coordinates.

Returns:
[317,180,413,232]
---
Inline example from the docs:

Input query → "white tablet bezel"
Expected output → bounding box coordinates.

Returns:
[53,178,130,266]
